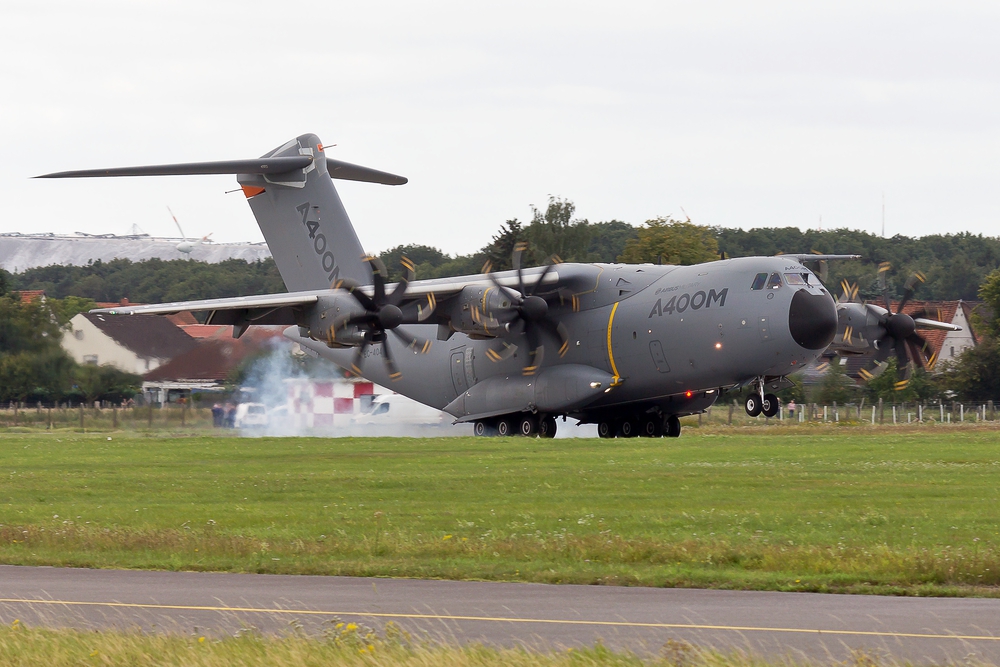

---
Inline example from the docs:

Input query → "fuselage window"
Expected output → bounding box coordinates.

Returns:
[784,272,807,286]
[767,272,782,289]
[750,273,768,290]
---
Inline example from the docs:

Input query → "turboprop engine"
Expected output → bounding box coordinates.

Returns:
[303,292,370,348]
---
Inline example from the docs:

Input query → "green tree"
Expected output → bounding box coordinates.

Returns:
[74,364,141,403]
[619,218,719,265]
[812,360,858,405]
[482,219,526,271]
[586,220,638,263]
[524,198,592,264]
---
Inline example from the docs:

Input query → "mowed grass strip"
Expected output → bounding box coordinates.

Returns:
[0,621,786,667]
[1,429,1000,594]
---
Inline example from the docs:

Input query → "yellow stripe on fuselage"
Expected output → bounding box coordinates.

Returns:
[607,301,621,385]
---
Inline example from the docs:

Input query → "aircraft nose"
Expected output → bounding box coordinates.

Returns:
[788,289,837,350]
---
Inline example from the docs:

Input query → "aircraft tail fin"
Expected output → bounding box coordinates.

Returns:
[36,133,407,292]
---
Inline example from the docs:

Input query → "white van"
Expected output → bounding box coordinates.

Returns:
[353,394,448,426]
[234,402,268,428]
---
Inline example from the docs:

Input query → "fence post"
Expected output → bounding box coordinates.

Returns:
[46,407,52,430]
[989,400,995,421]
[79,404,84,430]
[728,400,734,425]
[960,404,964,422]
[878,398,884,424]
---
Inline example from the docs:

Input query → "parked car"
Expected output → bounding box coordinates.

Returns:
[353,394,448,426]
[234,402,268,428]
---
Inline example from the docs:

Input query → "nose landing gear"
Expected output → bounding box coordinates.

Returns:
[744,379,780,418]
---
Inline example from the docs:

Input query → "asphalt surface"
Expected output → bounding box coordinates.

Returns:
[1,565,999,663]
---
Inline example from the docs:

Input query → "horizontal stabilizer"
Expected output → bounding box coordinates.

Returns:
[35,157,314,179]
[327,158,407,185]
[36,158,406,185]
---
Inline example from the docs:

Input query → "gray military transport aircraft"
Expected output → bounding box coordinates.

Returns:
[38,133,961,438]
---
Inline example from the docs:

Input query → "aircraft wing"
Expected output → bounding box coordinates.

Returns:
[91,292,321,317]
[89,267,560,326]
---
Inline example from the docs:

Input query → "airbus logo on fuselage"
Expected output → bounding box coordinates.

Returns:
[648,288,728,318]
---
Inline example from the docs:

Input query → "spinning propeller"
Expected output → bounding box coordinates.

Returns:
[333,256,434,381]
[845,263,936,390]
[481,242,569,376]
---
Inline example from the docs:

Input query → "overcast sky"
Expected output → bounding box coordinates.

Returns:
[2,1,997,257]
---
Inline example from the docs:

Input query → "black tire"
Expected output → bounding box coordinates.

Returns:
[640,416,663,437]
[745,395,762,417]
[597,420,616,438]
[665,415,681,438]
[473,420,489,437]
[538,415,558,439]
[620,418,639,438]
[496,417,514,437]
[762,393,780,418]
[517,414,537,437]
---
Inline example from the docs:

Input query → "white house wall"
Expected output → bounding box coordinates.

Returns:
[62,313,164,375]
[941,303,977,363]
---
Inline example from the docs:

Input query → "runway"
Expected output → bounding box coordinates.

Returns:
[1,565,999,663]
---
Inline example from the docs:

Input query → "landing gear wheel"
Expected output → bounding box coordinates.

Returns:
[620,418,639,438]
[517,414,537,437]
[745,395,762,417]
[761,393,780,418]
[473,420,492,437]
[496,416,514,437]
[640,416,663,437]
[538,415,558,439]
[665,415,681,438]
[597,420,616,439]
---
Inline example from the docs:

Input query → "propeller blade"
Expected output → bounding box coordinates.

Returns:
[897,271,925,313]
[366,256,388,304]
[529,259,558,297]
[894,342,910,382]
[349,341,370,376]
[913,317,961,332]
[907,332,932,366]
[167,206,186,240]
[400,293,438,323]
[878,262,892,311]
[382,339,401,381]
[512,241,528,296]
[387,256,415,307]
[333,278,377,312]
[522,323,543,376]
[390,327,432,354]
[485,340,517,362]
[540,318,570,357]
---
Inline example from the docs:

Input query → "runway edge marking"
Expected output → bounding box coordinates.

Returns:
[0,598,997,642]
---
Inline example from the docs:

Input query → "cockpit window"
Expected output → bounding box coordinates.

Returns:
[750,272,768,290]
[767,272,782,289]
[784,272,807,286]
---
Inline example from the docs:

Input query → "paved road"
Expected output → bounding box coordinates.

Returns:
[1,565,999,663]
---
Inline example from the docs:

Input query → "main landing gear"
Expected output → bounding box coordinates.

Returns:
[473,413,558,438]
[597,413,681,439]
[744,380,779,418]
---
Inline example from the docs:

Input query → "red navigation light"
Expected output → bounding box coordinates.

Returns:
[685,390,693,398]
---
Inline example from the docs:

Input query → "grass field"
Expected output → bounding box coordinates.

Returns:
[0,622,809,667]
[1,427,1000,595]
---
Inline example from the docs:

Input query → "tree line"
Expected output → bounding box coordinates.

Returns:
[4,197,999,405]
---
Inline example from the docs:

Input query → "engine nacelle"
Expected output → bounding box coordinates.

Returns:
[442,285,517,339]
[303,292,369,348]
[830,302,889,354]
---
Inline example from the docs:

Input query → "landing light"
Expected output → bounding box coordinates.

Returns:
[714,342,722,349]
[590,382,602,389]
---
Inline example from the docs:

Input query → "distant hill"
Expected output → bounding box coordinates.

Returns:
[0,233,271,273]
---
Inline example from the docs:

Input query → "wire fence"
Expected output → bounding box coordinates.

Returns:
[0,403,215,431]
[687,399,1000,428]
